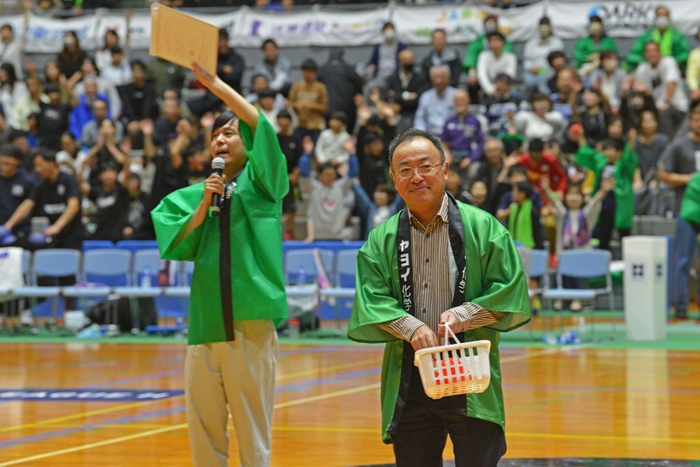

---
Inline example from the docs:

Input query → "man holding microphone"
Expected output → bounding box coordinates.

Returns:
[151,61,288,467]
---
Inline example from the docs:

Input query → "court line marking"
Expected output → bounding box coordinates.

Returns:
[0,383,381,466]
[508,431,700,445]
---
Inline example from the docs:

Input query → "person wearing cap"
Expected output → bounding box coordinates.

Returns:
[288,58,328,144]
[627,5,689,70]
[0,143,35,243]
[151,60,287,467]
[686,28,700,108]
[38,83,71,152]
[4,150,83,250]
[573,15,618,72]
[523,17,565,97]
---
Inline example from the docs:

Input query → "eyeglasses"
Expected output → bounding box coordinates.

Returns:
[393,162,444,180]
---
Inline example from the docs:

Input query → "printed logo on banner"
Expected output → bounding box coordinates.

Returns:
[0,389,184,402]
[588,3,656,33]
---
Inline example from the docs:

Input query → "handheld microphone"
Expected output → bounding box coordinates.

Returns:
[211,157,226,216]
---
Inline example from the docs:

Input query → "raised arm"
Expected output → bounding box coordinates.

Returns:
[192,62,258,132]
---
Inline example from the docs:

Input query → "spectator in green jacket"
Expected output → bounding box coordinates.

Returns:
[574,15,618,74]
[626,5,689,70]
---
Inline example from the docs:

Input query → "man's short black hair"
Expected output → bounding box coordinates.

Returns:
[0,143,23,160]
[219,28,229,39]
[212,110,238,133]
[364,132,383,145]
[329,111,347,125]
[258,88,277,100]
[131,59,145,70]
[183,144,205,159]
[301,59,318,71]
[44,83,60,94]
[8,129,27,142]
[494,73,512,85]
[110,45,123,55]
[528,138,545,153]
[547,50,567,67]
[603,138,625,152]
[261,38,277,49]
[317,162,336,174]
[277,109,292,120]
[34,149,57,163]
[514,180,534,198]
[508,165,527,178]
[387,128,445,167]
[486,31,506,43]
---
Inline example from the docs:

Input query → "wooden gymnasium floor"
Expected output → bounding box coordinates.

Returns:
[1,328,699,466]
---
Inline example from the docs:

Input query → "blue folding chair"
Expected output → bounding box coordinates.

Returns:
[63,249,131,330]
[114,249,163,333]
[528,249,550,298]
[320,249,357,332]
[115,240,160,256]
[542,249,615,340]
[14,249,81,328]
[82,240,115,252]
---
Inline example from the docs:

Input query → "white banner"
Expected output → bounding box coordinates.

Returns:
[392,2,545,44]
[5,1,699,54]
[233,6,389,48]
[545,0,700,39]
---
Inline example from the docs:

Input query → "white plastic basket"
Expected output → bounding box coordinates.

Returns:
[413,324,492,399]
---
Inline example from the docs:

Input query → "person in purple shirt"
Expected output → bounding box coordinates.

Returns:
[440,89,484,174]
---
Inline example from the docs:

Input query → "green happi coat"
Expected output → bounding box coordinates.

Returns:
[348,201,531,443]
[680,172,700,227]
[151,111,289,345]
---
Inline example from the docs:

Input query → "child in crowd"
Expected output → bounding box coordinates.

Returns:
[469,180,489,210]
[277,110,302,240]
[314,111,351,165]
[303,162,354,242]
[352,182,403,240]
[542,176,613,310]
[575,129,638,251]
[495,165,544,224]
[508,180,545,249]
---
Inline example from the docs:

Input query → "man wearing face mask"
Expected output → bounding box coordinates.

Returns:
[367,22,406,87]
[627,6,689,70]
[574,16,618,76]
[523,17,565,97]
[386,50,430,134]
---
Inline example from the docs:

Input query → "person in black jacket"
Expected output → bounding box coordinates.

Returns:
[187,28,245,117]
[385,50,429,133]
[119,60,158,125]
[317,49,363,134]
[421,28,462,88]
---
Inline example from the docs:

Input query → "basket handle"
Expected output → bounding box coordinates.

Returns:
[442,323,458,347]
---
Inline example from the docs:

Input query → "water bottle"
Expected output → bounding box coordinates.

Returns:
[296,265,306,286]
[288,318,300,339]
[141,266,152,288]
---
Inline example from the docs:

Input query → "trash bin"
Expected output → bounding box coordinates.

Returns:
[622,236,668,341]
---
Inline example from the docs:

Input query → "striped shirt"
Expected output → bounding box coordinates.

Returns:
[377,195,508,341]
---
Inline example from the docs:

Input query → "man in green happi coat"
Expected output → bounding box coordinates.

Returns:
[151,62,288,467]
[348,129,530,467]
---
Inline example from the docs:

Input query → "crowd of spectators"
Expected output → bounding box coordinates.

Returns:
[2,5,700,318]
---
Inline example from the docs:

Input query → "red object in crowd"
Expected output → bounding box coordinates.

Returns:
[570,123,583,137]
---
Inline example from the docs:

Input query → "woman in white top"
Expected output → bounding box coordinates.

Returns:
[0,63,27,124]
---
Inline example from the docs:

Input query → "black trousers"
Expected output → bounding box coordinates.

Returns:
[390,366,506,467]
[597,209,630,252]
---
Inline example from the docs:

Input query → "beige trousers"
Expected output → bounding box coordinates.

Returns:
[185,320,278,467]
